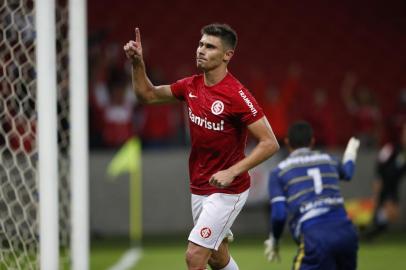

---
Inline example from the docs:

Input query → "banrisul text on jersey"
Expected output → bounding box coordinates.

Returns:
[188,107,225,131]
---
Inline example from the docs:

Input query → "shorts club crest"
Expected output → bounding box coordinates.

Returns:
[200,227,212,238]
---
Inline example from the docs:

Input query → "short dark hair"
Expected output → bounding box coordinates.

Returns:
[288,121,314,149]
[201,23,238,50]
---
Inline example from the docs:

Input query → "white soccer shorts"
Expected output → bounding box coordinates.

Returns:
[188,189,249,250]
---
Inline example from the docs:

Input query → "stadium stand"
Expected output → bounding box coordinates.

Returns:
[87,0,406,147]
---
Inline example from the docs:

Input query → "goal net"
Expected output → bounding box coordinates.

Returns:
[0,0,72,268]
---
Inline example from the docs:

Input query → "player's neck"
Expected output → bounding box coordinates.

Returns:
[203,66,228,87]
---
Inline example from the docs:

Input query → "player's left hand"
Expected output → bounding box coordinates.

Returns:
[264,235,281,262]
[343,137,360,162]
[209,170,235,188]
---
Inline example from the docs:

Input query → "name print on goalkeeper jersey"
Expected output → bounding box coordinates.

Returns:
[269,148,352,239]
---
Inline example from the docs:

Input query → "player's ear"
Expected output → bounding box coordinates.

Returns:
[223,49,234,62]
[310,137,316,148]
[284,138,291,150]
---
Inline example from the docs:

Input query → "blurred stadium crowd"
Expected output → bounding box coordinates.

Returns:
[87,0,406,150]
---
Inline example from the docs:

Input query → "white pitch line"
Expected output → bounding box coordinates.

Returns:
[107,248,142,270]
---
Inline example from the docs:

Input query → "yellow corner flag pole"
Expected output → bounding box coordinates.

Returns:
[107,137,142,244]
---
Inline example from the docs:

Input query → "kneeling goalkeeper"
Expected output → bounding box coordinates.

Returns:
[265,121,360,270]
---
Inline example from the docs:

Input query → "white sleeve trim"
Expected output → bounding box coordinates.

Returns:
[271,196,286,203]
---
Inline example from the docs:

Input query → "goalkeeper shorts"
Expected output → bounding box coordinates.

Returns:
[294,218,358,270]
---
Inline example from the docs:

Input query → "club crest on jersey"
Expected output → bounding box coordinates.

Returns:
[211,100,224,115]
[200,227,212,239]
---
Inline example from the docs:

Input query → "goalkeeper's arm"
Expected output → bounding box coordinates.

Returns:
[264,201,287,262]
[271,201,287,240]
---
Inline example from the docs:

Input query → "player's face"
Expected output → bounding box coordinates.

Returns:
[196,34,233,71]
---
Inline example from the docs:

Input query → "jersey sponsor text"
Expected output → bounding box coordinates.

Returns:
[238,89,258,116]
[188,107,224,131]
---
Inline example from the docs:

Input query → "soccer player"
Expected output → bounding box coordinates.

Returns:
[124,24,279,270]
[264,121,360,270]
[364,122,406,238]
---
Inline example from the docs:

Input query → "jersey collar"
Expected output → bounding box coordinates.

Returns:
[290,147,312,157]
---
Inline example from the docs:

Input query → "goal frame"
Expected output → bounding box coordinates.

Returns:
[36,0,89,269]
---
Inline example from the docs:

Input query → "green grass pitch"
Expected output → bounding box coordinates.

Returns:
[90,232,406,270]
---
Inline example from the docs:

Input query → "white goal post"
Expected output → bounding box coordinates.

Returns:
[69,0,89,269]
[36,0,59,269]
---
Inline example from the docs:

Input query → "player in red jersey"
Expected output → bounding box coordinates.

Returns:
[124,23,279,270]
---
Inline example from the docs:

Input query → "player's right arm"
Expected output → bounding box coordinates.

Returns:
[264,170,287,262]
[123,28,176,104]
[268,170,287,240]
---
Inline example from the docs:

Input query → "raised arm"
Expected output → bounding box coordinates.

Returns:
[209,116,280,187]
[123,28,176,104]
[339,137,360,181]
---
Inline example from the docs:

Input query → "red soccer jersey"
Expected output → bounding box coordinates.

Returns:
[171,72,264,195]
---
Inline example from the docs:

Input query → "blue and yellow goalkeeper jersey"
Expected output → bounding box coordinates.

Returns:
[268,147,355,240]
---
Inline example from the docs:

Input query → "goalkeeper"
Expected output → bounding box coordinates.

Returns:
[265,121,360,270]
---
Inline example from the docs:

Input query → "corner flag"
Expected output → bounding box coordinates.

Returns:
[107,137,142,243]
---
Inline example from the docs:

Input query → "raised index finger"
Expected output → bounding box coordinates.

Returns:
[135,27,141,43]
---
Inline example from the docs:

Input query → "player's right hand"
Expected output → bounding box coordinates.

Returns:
[123,27,143,64]
[264,235,281,263]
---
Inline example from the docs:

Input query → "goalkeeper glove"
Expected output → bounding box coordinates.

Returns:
[264,234,281,262]
[343,137,360,163]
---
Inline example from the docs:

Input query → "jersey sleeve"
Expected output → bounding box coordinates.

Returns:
[339,160,356,181]
[268,169,286,203]
[329,155,353,181]
[271,201,287,240]
[233,88,264,125]
[170,77,189,101]
[268,168,287,240]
